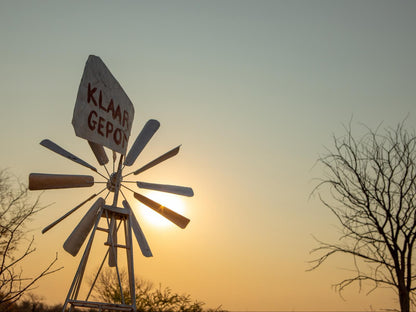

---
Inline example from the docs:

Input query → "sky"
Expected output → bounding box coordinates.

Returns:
[1,1,416,311]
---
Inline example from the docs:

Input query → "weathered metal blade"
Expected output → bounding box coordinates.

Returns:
[42,193,98,234]
[132,145,180,175]
[123,200,152,257]
[108,218,117,267]
[124,119,160,166]
[88,141,109,165]
[137,182,194,197]
[63,198,104,257]
[40,139,97,172]
[133,193,190,229]
[29,173,94,190]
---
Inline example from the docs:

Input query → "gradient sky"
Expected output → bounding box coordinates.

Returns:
[1,1,416,311]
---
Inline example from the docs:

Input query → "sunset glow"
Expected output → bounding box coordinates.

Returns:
[1,1,415,310]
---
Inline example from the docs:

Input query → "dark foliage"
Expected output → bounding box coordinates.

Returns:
[90,268,226,312]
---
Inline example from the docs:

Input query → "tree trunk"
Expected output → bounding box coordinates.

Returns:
[399,286,410,312]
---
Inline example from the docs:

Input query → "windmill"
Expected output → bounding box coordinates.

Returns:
[28,55,193,312]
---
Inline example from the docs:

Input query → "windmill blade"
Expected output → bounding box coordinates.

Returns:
[108,218,117,267]
[124,119,160,166]
[88,141,109,165]
[42,193,99,234]
[137,182,194,197]
[29,173,94,190]
[40,139,97,172]
[63,198,104,257]
[132,145,180,175]
[122,200,152,257]
[134,192,190,229]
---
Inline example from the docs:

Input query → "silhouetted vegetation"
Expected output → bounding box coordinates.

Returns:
[90,268,226,312]
[2,269,226,312]
[1,294,62,312]
[310,121,416,312]
[0,169,62,310]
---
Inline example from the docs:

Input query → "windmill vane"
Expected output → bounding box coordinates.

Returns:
[72,55,135,155]
[28,55,194,312]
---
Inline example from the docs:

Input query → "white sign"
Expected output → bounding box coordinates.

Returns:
[72,55,135,155]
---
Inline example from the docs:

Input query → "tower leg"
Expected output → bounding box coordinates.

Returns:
[63,207,103,312]
[125,214,136,310]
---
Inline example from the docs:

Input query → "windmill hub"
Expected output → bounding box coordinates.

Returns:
[106,172,121,192]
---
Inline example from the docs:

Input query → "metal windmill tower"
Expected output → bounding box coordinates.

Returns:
[29,55,193,312]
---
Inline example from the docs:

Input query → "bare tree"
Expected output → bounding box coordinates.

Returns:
[310,121,416,312]
[0,169,62,309]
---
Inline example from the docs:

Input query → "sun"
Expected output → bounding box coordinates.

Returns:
[136,191,186,228]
